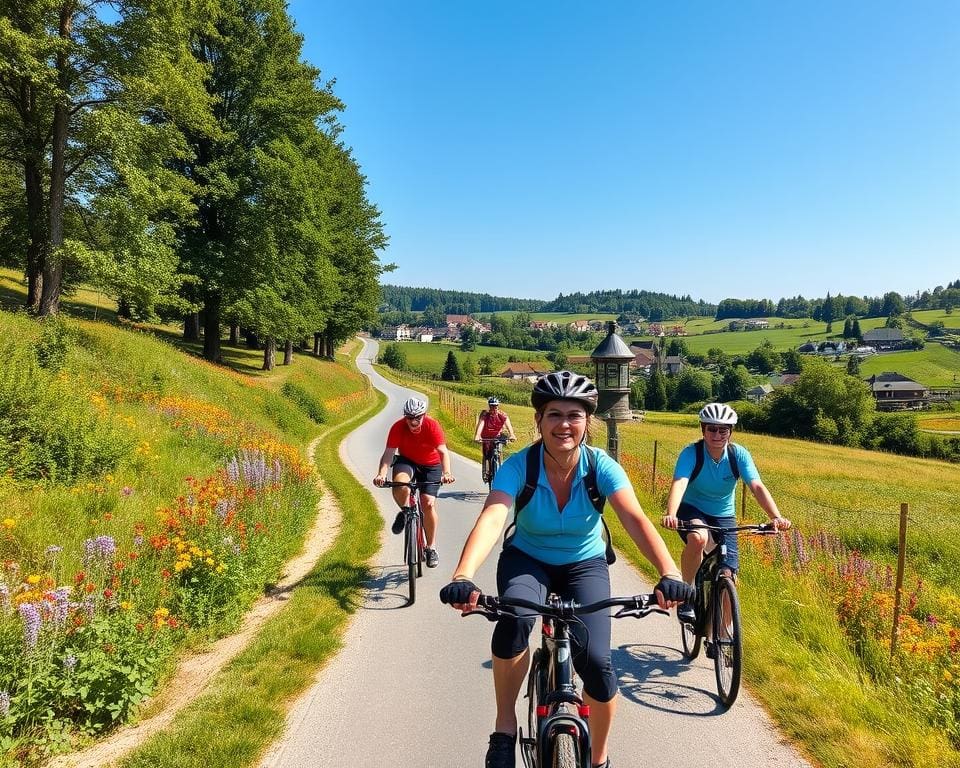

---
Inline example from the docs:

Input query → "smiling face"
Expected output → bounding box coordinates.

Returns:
[701,422,732,449]
[404,414,424,433]
[536,399,588,453]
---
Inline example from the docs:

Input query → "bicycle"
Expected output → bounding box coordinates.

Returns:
[480,435,511,489]
[466,592,666,768]
[675,521,777,707]
[379,480,427,605]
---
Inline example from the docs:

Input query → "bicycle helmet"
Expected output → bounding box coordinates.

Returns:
[698,402,738,426]
[487,397,500,406]
[531,370,599,414]
[402,397,428,417]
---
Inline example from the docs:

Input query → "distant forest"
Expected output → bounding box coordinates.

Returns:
[381,279,960,321]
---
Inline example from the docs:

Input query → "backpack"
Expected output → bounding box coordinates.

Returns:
[689,439,740,484]
[504,441,617,565]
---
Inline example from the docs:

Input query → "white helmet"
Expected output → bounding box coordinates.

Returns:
[402,397,427,417]
[698,402,738,426]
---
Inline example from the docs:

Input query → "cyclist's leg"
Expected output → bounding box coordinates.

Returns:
[492,547,548,736]
[561,556,616,767]
[417,463,442,548]
[390,457,415,508]
[676,501,710,584]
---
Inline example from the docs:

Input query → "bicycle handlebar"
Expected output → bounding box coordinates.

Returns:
[466,593,668,622]
[478,436,512,443]
[676,521,778,534]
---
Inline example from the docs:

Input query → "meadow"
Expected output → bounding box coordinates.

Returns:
[382,338,551,375]
[859,342,960,387]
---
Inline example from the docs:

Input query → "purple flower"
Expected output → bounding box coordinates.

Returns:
[45,545,63,559]
[51,587,71,626]
[121,486,133,497]
[18,602,41,649]
[0,584,9,613]
[83,535,116,566]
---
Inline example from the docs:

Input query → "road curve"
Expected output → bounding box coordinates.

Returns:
[259,338,811,768]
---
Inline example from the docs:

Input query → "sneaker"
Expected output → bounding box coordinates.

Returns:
[705,641,717,659]
[485,732,516,768]
[425,547,439,568]
[677,603,696,624]
[390,511,405,535]
[592,760,611,768]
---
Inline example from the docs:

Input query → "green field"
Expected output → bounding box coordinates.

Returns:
[910,308,960,329]
[381,338,551,375]
[858,342,960,387]
[479,310,619,324]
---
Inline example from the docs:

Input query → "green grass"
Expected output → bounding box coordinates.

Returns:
[858,342,960,387]
[910,309,960,329]
[383,339,551,375]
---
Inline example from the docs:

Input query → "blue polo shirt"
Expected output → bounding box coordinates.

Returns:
[492,444,630,565]
[673,442,760,518]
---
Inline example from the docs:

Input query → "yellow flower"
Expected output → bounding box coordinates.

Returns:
[2,518,15,529]
[205,557,215,567]
[153,607,169,618]
[26,574,41,585]
[120,601,132,610]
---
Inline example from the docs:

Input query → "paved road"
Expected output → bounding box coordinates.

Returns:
[260,339,811,768]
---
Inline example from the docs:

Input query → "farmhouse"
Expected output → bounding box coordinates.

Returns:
[746,383,774,402]
[663,355,684,375]
[861,328,907,351]
[380,324,412,341]
[500,362,550,381]
[865,372,929,411]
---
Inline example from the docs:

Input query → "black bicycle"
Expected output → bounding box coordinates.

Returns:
[467,592,666,768]
[380,480,426,605]
[480,435,511,489]
[676,522,777,707]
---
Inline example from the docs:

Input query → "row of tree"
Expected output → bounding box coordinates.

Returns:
[0,1,386,367]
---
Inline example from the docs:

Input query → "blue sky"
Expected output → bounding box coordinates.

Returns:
[288,1,959,305]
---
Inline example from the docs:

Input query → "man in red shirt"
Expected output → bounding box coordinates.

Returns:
[473,397,516,482]
[374,396,454,568]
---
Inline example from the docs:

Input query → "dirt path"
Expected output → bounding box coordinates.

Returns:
[48,435,342,768]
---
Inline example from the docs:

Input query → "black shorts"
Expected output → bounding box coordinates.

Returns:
[676,502,739,572]
[492,546,616,702]
[391,455,442,497]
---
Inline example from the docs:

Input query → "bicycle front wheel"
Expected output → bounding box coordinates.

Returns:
[550,730,578,768]
[680,613,702,660]
[713,575,742,707]
[525,648,546,767]
[404,518,418,605]
[488,453,501,490]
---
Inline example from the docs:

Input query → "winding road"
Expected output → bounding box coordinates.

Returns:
[259,339,811,768]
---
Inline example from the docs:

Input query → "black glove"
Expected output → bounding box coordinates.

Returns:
[655,575,695,603]
[439,579,479,605]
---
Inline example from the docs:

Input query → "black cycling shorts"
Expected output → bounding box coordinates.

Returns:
[391,455,442,498]
[492,546,616,702]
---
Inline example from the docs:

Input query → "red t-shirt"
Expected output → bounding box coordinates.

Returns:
[478,409,508,439]
[387,416,445,465]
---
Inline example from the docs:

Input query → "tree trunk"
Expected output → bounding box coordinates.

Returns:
[117,297,132,319]
[229,324,240,345]
[183,313,200,340]
[38,10,73,318]
[202,291,222,362]
[313,332,322,356]
[323,330,335,359]
[262,337,276,370]
[283,340,293,365]
[246,329,260,349]
[23,158,46,312]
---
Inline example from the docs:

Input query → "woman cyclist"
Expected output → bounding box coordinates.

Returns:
[439,371,691,768]
[374,396,454,569]
[661,402,791,624]
[474,397,517,482]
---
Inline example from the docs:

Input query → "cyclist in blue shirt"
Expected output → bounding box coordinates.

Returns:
[662,402,790,623]
[440,371,691,768]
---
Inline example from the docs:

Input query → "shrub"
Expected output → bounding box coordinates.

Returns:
[281,381,328,424]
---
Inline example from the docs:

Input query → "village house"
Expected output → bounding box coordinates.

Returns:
[663,355,684,375]
[499,362,551,381]
[380,324,412,341]
[728,318,770,331]
[865,372,929,410]
[861,328,907,351]
[568,320,591,333]
[746,383,774,402]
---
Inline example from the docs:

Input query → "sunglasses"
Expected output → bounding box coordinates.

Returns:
[704,425,731,434]
[405,415,423,422]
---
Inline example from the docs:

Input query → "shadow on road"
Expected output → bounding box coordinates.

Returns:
[614,642,727,716]
[440,489,489,503]
[358,564,418,610]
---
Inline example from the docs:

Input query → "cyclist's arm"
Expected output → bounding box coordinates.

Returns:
[662,476,688,528]
[449,492,512,582]
[609,486,682,584]
[473,413,485,441]
[748,479,790,529]
[375,446,396,484]
[436,443,454,481]
[503,415,517,440]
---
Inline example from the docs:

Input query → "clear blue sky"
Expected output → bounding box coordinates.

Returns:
[288,1,959,305]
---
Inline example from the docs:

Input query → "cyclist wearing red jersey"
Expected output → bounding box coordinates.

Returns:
[473,397,517,482]
[374,396,455,568]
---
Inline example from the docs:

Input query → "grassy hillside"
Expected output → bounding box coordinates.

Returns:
[859,342,960,387]
[381,339,551,375]
[0,294,374,763]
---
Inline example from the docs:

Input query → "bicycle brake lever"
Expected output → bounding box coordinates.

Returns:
[463,608,501,622]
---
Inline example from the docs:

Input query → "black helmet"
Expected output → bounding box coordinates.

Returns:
[531,371,599,414]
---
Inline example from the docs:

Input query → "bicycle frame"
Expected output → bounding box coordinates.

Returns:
[380,480,426,604]
[468,593,665,768]
[481,436,510,487]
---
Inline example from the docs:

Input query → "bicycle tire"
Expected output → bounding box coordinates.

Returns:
[489,452,501,490]
[551,729,578,768]
[525,648,547,767]
[680,613,702,660]
[713,575,742,707]
[405,516,418,605]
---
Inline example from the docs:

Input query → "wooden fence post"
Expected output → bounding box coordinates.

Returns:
[890,502,908,658]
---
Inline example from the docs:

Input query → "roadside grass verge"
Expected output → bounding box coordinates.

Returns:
[117,388,386,768]
[385,368,960,768]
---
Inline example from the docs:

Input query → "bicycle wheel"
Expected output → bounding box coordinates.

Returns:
[713,575,742,707]
[680,612,702,660]
[404,516,418,605]
[550,729,578,768]
[525,648,546,767]
[488,452,501,490]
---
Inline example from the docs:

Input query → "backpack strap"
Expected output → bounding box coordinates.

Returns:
[689,439,740,483]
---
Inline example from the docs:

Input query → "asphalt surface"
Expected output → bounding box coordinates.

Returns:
[259,339,811,768]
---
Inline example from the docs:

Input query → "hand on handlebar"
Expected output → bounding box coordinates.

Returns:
[771,516,792,531]
[439,579,480,612]
[441,472,455,484]
[373,475,386,487]
[661,514,679,530]
[654,574,694,608]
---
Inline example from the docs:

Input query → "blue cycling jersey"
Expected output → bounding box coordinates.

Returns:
[673,442,760,518]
